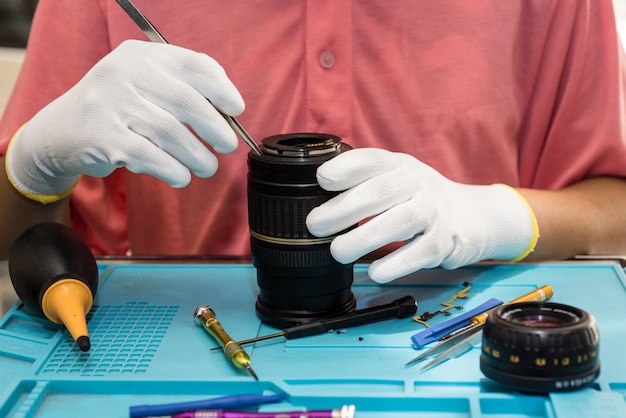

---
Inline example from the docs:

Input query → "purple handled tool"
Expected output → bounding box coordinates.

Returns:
[172,404,356,418]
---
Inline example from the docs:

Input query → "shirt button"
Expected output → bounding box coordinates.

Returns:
[319,50,336,69]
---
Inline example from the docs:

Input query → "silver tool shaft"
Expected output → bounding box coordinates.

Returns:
[116,0,263,156]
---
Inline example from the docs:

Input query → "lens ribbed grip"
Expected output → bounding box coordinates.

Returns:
[248,192,330,239]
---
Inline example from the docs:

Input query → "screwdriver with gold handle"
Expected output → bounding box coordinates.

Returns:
[193,306,259,380]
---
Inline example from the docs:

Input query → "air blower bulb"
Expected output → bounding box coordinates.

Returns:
[9,222,98,352]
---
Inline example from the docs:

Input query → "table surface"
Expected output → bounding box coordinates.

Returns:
[1,260,625,418]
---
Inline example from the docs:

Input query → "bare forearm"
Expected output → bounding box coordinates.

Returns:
[0,157,71,259]
[517,176,626,261]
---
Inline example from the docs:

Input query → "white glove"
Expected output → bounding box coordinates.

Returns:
[5,40,245,204]
[306,148,539,283]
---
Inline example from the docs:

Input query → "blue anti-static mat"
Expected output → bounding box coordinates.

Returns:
[0,261,625,417]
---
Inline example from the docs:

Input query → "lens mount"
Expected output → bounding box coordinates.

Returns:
[480,302,600,393]
[260,133,342,157]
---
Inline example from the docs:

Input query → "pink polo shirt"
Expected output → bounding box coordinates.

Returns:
[2,0,626,256]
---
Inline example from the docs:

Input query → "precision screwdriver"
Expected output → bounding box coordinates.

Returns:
[194,306,258,380]
[224,295,418,347]
[439,284,554,342]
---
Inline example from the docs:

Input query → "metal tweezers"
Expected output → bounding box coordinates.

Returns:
[405,323,486,371]
[115,0,263,156]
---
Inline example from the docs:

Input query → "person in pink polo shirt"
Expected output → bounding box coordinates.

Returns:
[1,0,626,283]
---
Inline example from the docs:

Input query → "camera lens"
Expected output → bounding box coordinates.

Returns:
[247,133,356,328]
[480,302,600,393]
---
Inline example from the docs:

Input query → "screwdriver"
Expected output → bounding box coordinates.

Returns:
[223,295,418,347]
[194,306,258,380]
[439,284,554,342]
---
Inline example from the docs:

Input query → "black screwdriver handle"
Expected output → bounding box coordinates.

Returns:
[283,295,417,340]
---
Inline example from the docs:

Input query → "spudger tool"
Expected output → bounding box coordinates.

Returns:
[219,295,417,347]
[115,0,263,156]
[405,285,554,370]
[410,297,503,349]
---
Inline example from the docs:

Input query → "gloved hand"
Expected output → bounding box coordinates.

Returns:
[306,148,539,283]
[5,40,245,204]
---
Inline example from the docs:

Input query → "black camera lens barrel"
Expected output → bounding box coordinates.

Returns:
[248,133,356,328]
[480,302,600,393]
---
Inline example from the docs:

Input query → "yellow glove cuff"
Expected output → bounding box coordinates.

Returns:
[496,184,540,262]
[5,123,81,204]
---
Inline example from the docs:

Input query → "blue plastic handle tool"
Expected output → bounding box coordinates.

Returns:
[129,393,284,417]
[410,298,502,349]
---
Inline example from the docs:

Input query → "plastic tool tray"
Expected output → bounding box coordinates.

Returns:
[1,261,626,417]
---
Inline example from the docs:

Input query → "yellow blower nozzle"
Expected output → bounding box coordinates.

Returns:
[42,279,93,351]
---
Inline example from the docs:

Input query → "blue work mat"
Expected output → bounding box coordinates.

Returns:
[0,261,625,417]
